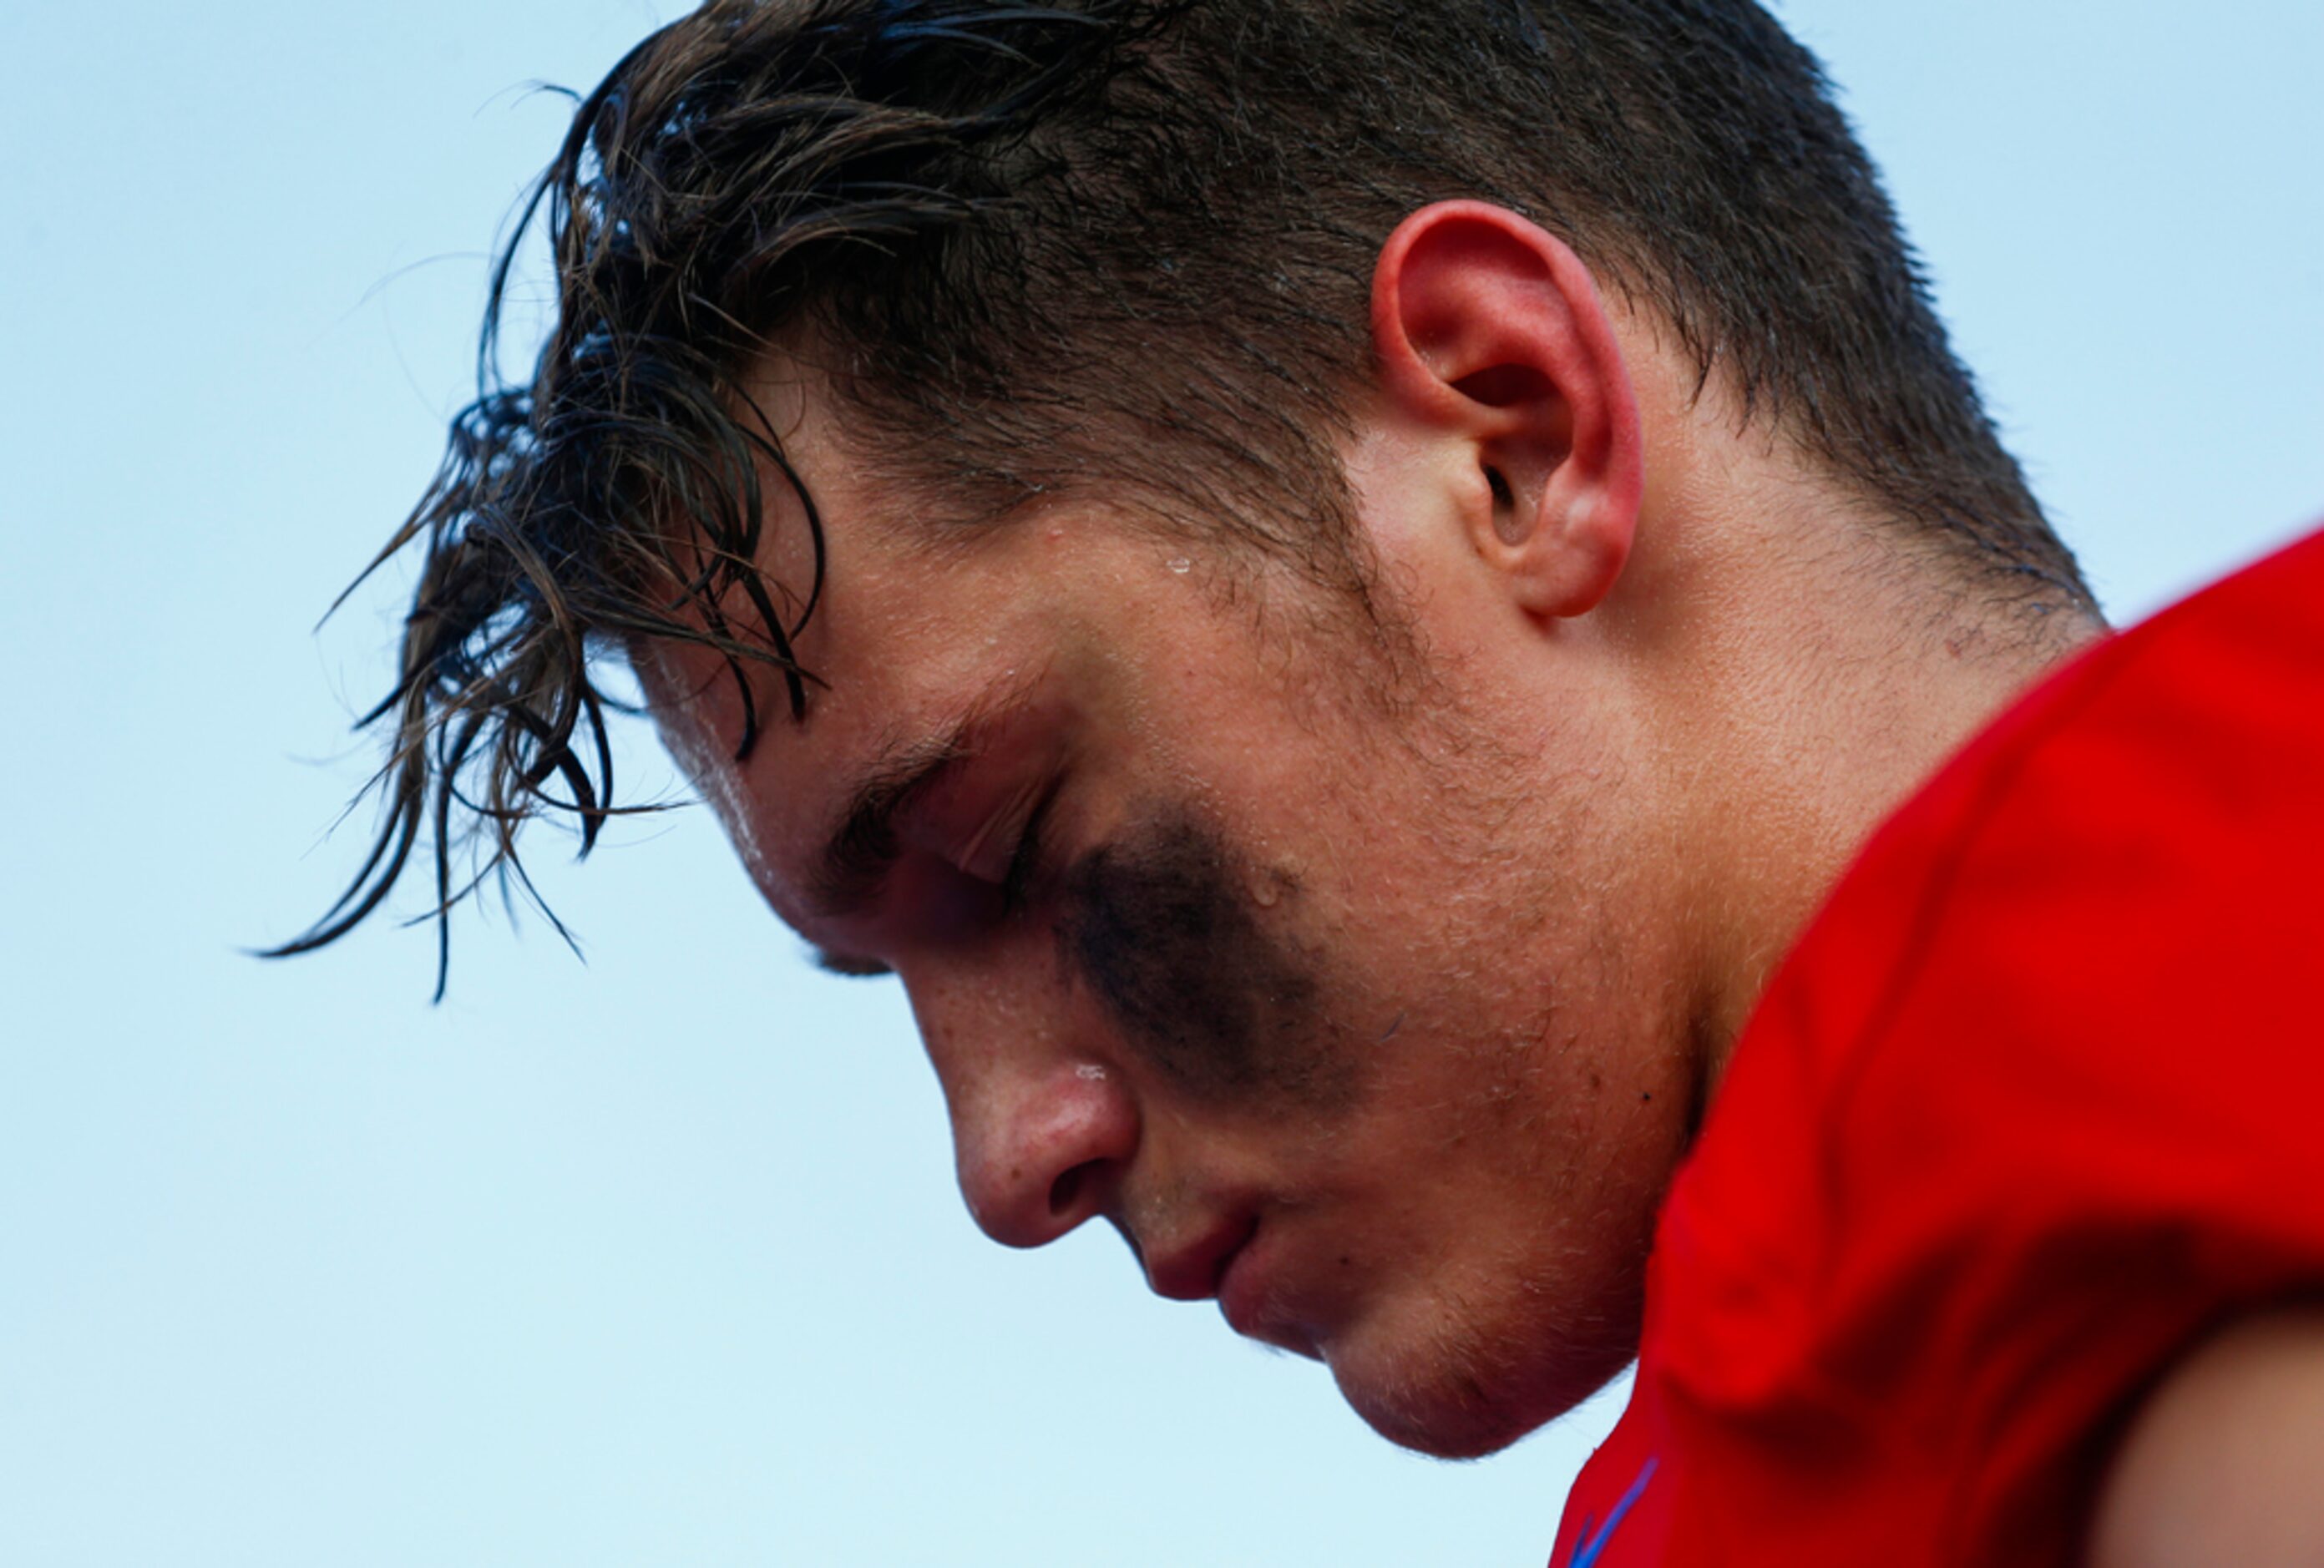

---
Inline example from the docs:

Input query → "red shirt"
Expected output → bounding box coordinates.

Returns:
[1551,527,2324,1565]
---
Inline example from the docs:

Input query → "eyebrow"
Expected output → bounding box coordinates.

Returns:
[802,669,1050,936]
[808,729,972,925]
[802,740,962,980]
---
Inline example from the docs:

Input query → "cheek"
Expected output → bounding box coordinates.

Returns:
[1057,812,1358,1110]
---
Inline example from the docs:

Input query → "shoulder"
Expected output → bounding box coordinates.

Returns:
[1785,522,2324,1117]
[1641,524,2324,1560]
[1676,524,2324,1270]
[2088,1306,2324,1568]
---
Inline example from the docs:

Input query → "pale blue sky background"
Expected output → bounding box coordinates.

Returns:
[2,4,2318,1565]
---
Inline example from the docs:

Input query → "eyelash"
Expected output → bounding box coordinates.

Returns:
[997,785,1058,915]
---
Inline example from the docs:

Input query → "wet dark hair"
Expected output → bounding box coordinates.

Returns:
[276,0,2094,989]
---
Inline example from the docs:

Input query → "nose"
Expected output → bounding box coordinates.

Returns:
[901,953,1142,1248]
[949,1056,1139,1249]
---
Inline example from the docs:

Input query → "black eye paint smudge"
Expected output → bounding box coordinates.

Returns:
[1058,810,1354,1108]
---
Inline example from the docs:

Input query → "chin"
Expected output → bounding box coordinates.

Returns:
[1325,1298,1638,1460]
[1346,1383,1542,1461]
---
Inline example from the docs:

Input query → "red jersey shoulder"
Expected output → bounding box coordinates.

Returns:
[1749,521,2324,1090]
[1626,525,2324,1565]
[1549,1394,1670,1566]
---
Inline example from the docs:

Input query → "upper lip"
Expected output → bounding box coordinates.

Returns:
[1142,1212,1258,1302]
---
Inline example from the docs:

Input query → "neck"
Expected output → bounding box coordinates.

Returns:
[1644,499,2103,1095]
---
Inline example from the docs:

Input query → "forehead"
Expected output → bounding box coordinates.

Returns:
[610,362,881,874]
[626,355,1106,932]
[631,536,1010,941]
[629,346,1395,941]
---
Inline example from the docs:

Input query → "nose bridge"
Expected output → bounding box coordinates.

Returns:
[904,961,1137,1250]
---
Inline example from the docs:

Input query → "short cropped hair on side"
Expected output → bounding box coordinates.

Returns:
[276,0,2095,991]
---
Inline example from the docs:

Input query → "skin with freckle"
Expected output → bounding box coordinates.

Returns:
[278,0,2141,1492]
[612,319,1777,1459]
[278,8,2324,1560]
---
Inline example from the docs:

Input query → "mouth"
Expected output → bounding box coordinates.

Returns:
[1142,1211,1258,1306]
[1215,1223,1270,1339]
[1142,1211,1321,1358]
[1223,1223,1332,1358]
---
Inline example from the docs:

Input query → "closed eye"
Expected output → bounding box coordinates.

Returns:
[951,771,1052,886]
[997,781,1059,914]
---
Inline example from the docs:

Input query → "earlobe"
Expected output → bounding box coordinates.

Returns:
[1370,200,1644,620]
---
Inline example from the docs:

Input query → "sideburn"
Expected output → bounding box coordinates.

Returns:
[1057,811,1356,1110]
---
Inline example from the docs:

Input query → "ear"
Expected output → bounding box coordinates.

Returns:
[1370,200,1644,620]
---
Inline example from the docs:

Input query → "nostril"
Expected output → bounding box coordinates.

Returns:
[1049,1161,1093,1219]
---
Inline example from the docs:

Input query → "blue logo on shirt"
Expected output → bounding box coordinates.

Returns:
[1567,1457,1659,1568]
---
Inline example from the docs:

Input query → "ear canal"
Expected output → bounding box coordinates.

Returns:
[1454,363,1558,411]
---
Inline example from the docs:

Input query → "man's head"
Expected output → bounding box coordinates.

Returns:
[286,0,2097,1455]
